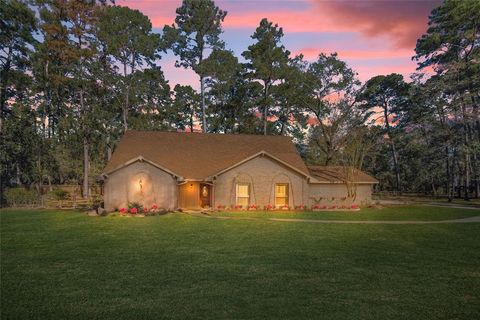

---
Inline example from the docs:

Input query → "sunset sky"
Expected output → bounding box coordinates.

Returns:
[119,0,440,89]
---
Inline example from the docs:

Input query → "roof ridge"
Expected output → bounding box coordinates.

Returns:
[125,130,293,138]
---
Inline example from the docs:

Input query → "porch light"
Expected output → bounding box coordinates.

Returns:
[139,179,143,194]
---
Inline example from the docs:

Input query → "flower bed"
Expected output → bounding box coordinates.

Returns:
[117,203,168,216]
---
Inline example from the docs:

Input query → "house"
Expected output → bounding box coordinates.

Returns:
[101,131,378,211]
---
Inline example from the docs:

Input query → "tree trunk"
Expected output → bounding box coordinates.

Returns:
[106,134,112,161]
[391,141,401,192]
[123,62,128,132]
[446,147,453,202]
[0,47,12,134]
[384,107,400,192]
[263,80,269,135]
[83,137,89,199]
[16,163,21,186]
[200,75,207,132]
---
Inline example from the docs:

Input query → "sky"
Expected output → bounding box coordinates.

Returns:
[119,0,441,89]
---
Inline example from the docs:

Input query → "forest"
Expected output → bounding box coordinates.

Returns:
[1,0,479,203]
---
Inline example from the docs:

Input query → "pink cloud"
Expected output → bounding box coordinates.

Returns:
[355,63,417,82]
[294,48,414,61]
[310,0,441,49]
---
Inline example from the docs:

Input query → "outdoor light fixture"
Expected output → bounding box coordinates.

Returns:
[139,179,143,194]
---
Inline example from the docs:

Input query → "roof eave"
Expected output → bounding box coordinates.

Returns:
[102,156,183,179]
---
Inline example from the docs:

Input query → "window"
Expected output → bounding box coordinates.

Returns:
[236,183,250,206]
[275,184,289,207]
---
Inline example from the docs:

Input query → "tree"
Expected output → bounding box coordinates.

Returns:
[170,84,201,132]
[200,49,260,133]
[360,74,410,192]
[242,18,290,135]
[98,5,161,132]
[271,56,309,137]
[128,67,172,131]
[414,0,480,200]
[163,0,227,132]
[302,53,363,166]
[0,0,37,133]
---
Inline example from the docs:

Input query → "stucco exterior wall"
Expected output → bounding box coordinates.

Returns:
[308,183,373,206]
[104,161,177,211]
[213,155,309,207]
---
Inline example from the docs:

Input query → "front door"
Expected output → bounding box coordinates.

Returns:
[200,184,211,208]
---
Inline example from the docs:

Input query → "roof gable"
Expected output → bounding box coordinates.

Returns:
[208,151,311,179]
[103,131,310,179]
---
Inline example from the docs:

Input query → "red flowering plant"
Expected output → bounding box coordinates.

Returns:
[312,204,321,210]
[143,206,148,213]
[128,202,142,214]
[119,207,127,214]
[329,205,337,210]
[149,203,159,214]
[264,204,273,211]
[351,204,360,209]
[216,204,225,210]
[280,204,289,210]
[248,204,257,210]
[234,204,242,210]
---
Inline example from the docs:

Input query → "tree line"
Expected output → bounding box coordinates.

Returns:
[1,0,479,202]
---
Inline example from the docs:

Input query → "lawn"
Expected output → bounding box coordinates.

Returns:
[1,208,479,320]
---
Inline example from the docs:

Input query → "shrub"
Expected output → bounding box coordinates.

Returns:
[4,188,39,207]
[128,202,143,212]
[50,188,69,201]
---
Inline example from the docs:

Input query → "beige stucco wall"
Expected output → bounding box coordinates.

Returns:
[308,183,373,207]
[104,161,177,211]
[213,155,309,207]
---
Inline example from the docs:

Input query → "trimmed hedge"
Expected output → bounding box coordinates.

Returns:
[4,188,40,207]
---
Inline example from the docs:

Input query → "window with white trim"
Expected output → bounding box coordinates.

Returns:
[236,183,250,206]
[275,183,289,207]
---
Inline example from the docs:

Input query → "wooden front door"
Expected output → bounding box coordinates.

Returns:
[200,184,211,208]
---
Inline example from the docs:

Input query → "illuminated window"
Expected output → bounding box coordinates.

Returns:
[236,183,250,206]
[275,184,289,207]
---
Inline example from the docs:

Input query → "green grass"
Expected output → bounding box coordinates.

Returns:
[1,208,480,320]
[212,205,480,221]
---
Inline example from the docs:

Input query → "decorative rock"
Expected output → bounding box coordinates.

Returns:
[87,210,98,216]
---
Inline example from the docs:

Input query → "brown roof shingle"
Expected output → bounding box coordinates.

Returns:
[308,166,378,184]
[104,131,310,179]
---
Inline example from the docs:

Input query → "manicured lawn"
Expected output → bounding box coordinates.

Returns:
[212,205,480,221]
[1,208,479,320]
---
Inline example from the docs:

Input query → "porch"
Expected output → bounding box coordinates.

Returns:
[178,181,213,209]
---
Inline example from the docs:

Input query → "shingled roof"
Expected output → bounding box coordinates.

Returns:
[308,166,378,184]
[103,131,310,179]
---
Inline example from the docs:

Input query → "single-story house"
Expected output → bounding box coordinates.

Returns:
[101,131,378,211]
